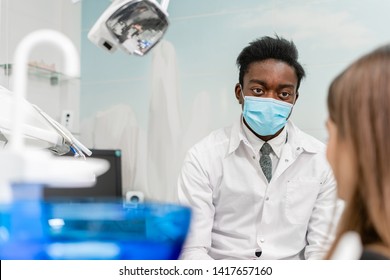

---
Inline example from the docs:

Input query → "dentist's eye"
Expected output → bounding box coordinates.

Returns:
[279,91,293,100]
[251,88,265,96]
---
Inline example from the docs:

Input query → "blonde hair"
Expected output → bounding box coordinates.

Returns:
[326,45,390,258]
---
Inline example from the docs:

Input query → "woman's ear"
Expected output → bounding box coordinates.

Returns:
[235,83,243,104]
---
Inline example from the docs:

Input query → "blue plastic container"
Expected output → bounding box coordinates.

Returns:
[0,200,191,260]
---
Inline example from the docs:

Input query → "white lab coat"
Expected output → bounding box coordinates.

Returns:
[177,118,339,260]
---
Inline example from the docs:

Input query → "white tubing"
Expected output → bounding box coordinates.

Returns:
[10,29,80,151]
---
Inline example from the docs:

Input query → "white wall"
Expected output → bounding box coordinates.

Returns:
[0,0,81,134]
[79,0,390,202]
[3,0,390,202]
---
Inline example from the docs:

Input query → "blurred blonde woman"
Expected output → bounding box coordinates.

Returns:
[325,44,390,259]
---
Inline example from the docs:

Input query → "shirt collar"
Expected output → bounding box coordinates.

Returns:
[228,116,286,158]
[241,117,286,158]
[228,117,322,156]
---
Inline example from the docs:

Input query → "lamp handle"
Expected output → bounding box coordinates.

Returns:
[159,0,170,11]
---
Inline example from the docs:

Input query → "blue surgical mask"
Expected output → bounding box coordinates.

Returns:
[242,95,293,136]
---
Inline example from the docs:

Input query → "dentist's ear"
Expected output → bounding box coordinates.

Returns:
[294,92,299,104]
[286,92,299,120]
[235,83,243,104]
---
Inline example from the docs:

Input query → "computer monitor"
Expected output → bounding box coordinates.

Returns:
[43,149,123,201]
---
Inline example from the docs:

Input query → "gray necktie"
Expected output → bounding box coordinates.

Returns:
[260,142,272,182]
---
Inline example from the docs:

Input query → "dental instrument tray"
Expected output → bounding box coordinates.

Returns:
[0,200,191,260]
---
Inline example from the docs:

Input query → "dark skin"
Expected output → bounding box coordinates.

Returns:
[234,58,299,142]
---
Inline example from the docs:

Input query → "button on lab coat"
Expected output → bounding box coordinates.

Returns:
[178,119,339,260]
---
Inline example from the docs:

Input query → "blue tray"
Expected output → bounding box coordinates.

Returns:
[0,200,191,260]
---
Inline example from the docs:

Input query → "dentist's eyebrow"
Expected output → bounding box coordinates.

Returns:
[248,79,295,89]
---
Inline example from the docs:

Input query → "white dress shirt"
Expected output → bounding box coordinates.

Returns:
[242,117,286,176]
[177,117,339,260]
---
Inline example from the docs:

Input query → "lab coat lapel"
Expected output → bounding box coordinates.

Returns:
[273,143,300,179]
[272,122,305,180]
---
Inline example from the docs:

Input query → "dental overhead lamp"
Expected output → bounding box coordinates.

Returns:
[88,0,170,56]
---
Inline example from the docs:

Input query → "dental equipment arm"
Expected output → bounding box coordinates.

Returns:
[0,29,109,203]
[0,85,91,158]
[31,104,91,158]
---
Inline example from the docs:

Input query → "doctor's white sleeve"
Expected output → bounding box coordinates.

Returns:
[177,148,215,260]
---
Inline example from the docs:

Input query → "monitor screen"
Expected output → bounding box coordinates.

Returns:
[43,149,123,201]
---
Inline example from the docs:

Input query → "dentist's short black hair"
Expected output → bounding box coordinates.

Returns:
[236,35,306,90]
